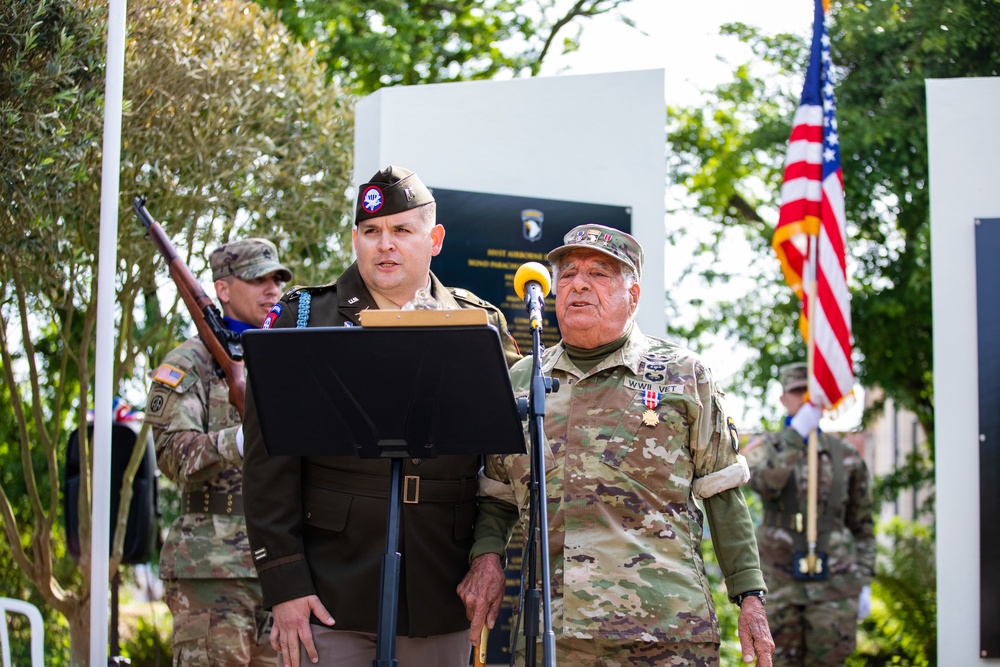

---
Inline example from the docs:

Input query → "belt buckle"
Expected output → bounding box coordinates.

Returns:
[403,476,420,504]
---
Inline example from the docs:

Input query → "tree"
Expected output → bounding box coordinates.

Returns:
[666,0,1000,445]
[253,0,636,94]
[0,0,353,662]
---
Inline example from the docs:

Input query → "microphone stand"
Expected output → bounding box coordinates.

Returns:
[511,288,557,667]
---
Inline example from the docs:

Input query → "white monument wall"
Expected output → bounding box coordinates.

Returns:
[928,76,1000,666]
[354,69,666,336]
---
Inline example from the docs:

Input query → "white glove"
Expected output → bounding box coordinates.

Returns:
[235,425,245,458]
[858,584,872,620]
[790,402,822,438]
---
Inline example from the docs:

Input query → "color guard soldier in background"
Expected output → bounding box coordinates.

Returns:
[744,363,876,666]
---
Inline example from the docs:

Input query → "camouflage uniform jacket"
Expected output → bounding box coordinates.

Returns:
[146,335,253,580]
[476,325,765,643]
[746,427,875,605]
[242,263,521,637]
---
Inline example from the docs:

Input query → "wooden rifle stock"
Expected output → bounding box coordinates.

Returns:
[134,196,246,419]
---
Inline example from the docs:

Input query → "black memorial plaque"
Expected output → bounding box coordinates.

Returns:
[975,217,1000,657]
[429,188,632,353]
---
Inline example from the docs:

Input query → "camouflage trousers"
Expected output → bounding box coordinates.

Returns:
[515,639,720,667]
[165,578,277,667]
[768,596,859,667]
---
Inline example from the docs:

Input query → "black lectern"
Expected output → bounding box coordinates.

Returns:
[242,324,525,667]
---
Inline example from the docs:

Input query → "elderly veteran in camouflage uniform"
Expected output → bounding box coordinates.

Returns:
[458,224,775,667]
[742,363,875,667]
[241,165,521,667]
[146,238,291,666]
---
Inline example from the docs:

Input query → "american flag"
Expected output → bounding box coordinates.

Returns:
[772,0,854,411]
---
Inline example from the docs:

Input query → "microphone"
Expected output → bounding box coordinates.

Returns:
[514,262,552,330]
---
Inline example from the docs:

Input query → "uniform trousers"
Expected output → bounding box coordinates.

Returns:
[279,626,471,667]
[515,638,720,667]
[768,595,859,667]
[165,578,276,667]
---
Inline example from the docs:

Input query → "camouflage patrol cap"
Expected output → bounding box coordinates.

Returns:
[355,165,435,224]
[547,224,644,280]
[779,362,809,392]
[210,238,291,282]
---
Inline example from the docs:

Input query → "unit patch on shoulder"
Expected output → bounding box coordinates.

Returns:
[261,303,282,329]
[152,364,185,388]
[727,417,740,453]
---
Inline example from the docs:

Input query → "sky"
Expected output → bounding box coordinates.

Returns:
[537,0,815,106]
[535,0,866,430]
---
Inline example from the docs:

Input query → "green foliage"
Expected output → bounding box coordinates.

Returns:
[1,0,353,661]
[254,0,635,94]
[120,614,172,667]
[850,519,936,666]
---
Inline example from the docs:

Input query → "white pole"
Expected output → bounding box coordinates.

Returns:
[91,0,128,663]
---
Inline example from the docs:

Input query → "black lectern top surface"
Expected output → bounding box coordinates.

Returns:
[242,325,525,459]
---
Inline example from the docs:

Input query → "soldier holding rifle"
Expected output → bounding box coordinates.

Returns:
[144,225,291,666]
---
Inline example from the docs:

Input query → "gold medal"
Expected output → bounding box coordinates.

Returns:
[642,409,659,427]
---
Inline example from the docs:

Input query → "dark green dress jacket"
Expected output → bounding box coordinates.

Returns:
[242,263,521,637]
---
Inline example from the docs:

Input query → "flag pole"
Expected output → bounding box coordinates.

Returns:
[805,231,820,575]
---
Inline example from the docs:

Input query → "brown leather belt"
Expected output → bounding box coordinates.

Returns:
[302,466,478,505]
[183,491,244,515]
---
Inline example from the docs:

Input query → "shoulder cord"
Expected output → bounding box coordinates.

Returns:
[296,292,311,328]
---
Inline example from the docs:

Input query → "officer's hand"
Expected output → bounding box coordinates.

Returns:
[790,402,823,438]
[270,595,335,667]
[236,426,245,457]
[737,596,774,666]
[456,553,505,645]
[858,584,873,620]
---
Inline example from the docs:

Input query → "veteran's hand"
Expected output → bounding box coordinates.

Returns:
[737,595,775,666]
[270,595,334,667]
[457,553,506,645]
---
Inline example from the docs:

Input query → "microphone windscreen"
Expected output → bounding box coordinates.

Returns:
[514,262,552,298]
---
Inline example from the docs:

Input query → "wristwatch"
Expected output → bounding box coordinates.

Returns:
[735,590,766,607]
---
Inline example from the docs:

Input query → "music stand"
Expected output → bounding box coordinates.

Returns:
[242,325,525,667]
